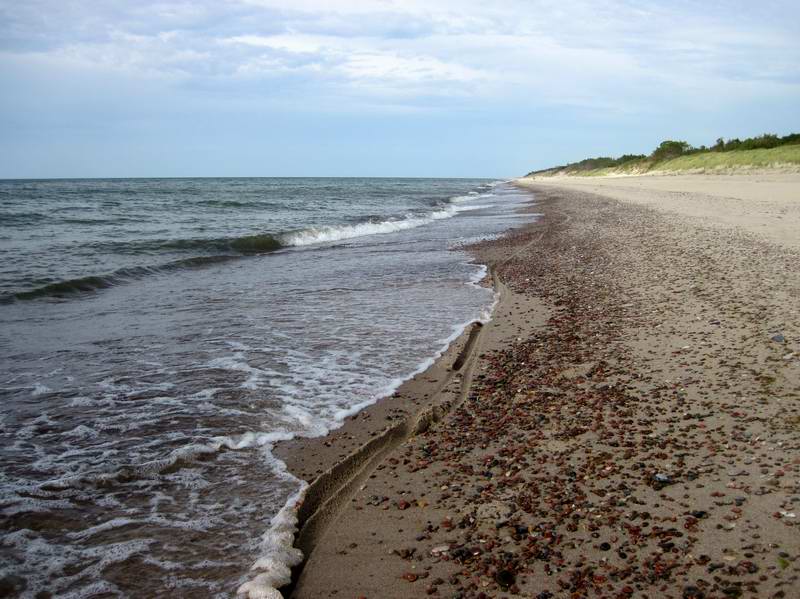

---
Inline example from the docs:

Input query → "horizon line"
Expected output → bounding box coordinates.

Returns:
[0,175,509,182]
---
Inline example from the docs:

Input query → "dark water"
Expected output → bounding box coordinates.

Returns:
[0,178,536,597]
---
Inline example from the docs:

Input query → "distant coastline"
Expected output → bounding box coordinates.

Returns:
[527,132,800,177]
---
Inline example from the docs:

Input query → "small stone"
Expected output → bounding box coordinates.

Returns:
[683,586,705,599]
[495,570,515,589]
[771,333,785,343]
[395,548,416,559]
[538,386,563,396]
[708,563,725,572]
[0,576,27,596]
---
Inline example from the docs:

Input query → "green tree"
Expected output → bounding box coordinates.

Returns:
[651,140,692,161]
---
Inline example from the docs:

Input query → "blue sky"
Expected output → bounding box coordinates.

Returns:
[1,0,798,178]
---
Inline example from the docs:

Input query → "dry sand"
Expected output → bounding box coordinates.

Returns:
[520,173,800,249]
[278,174,799,599]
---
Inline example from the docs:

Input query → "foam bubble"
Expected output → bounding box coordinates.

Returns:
[210,430,295,451]
[64,424,99,439]
[32,382,51,396]
[237,456,307,598]
[451,192,495,203]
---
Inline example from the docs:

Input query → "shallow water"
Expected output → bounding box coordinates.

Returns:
[0,178,536,597]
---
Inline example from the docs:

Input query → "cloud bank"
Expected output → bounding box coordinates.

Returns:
[1,0,798,176]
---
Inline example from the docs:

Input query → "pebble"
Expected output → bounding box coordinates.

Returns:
[358,195,800,599]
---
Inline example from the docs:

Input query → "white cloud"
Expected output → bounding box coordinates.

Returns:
[225,34,327,54]
[222,32,487,91]
[1,0,798,110]
[340,52,483,84]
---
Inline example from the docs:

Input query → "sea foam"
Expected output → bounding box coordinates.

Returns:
[280,201,484,247]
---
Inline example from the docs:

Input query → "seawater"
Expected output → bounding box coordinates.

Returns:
[0,178,536,597]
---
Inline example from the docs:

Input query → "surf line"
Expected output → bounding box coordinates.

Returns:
[282,272,505,597]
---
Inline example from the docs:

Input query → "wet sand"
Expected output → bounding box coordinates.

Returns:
[278,175,799,598]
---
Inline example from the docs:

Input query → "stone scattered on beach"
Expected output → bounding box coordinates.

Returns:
[494,569,515,589]
[291,185,800,599]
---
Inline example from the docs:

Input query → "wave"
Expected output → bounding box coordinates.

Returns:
[1,211,49,225]
[88,233,284,255]
[281,203,481,246]
[1,256,239,303]
[97,201,482,256]
[196,199,282,209]
[4,195,488,303]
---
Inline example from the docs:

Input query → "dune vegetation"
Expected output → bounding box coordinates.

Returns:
[527,133,800,177]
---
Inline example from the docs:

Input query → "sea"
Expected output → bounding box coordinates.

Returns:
[0,177,536,598]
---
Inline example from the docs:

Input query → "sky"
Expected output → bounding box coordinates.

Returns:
[0,0,798,178]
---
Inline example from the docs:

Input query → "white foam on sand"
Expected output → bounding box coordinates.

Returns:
[231,436,307,599]
[235,260,499,599]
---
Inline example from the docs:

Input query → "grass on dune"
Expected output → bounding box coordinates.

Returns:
[541,145,800,177]
[654,144,800,172]
[527,133,800,177]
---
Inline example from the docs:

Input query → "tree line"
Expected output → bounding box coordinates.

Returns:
[528,132,800,175]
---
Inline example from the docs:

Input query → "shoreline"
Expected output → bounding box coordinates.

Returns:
[273,193,553,598]
[241,282,502,598]
[268,192,541,597]
[275,174,799,598]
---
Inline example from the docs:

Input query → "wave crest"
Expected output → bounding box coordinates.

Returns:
[280,203,478,246]
[2,256,239,303]
[4,192,489,303]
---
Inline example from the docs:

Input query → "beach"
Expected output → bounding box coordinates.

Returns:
[282,173,800,598]
[1,178,536,597]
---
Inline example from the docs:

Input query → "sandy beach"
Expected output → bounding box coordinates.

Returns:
[278,173,800,599]
[522,173,800,249]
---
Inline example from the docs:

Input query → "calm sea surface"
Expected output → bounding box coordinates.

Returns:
[0,178,535,597]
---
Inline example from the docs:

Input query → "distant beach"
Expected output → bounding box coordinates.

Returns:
[283,172,800,598]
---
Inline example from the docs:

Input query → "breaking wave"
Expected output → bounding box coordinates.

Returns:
[4,200,485,303]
